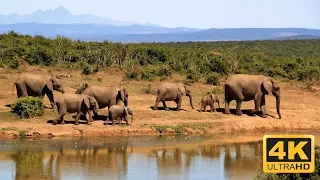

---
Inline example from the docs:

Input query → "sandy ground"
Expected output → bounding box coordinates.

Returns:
[0,67,319,139]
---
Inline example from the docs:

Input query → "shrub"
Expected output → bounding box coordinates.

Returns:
[298,67,320,82]
[82,64,99,75]
[75,83,89,94]
[141,84,157,95]
[254,145,320,180]
[157,65,172,78]
[11,97,44,118]
[205,72,221,85]
[140,66,157,81]
[185,69,200,83]
[207,87,222,96]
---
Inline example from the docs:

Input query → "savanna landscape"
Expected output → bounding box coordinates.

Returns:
[0,32,319,139]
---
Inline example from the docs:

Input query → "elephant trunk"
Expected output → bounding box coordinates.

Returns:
[124,99,128,107]
[275,93,281,119]
[188,95,194,109]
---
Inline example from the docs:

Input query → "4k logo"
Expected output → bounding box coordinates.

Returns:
[263,135,315,173]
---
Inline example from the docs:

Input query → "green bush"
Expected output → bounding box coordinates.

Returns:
[140,66,157,81]
[75,83,89,94]
[205,72,221,85]
[254,145,320,180]
[185,69,200,83]
[157,64,172,78]
[141,84,157,95]
[82,64,99,75]
[298,67,320,82]
[11,97,44,118]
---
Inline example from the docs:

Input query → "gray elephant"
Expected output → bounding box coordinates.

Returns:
[82,85,128,116]
[199,94,221,112]
[53,94,99,125]
[14,73,65,108]
[104,105,133,126]
[224,74,281,119]
[153,82,194,111]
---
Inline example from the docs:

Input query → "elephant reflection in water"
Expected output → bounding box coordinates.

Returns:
[223,142,263,177]
[10,142,132,180]
[11,151,60,180]
[57,142,131,178]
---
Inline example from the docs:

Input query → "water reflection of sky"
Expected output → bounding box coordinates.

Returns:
[2,134,312,180]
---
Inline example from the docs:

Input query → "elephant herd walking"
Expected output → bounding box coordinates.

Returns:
[13,73,281,126]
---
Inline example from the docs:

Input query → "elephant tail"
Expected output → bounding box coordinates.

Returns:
[12,83,16,95]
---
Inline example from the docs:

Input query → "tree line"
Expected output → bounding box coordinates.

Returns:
[0,31,319,84]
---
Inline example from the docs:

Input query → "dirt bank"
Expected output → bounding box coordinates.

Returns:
[0,67,319,139]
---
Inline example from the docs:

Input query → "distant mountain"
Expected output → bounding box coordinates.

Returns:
[1,23,320,43]
[0,6,153,26]
[76,28,320,43]
[0,23,201,37]
[269,35,320,40]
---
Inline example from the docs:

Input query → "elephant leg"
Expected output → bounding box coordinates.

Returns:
[85,112,92,125]
[162,100,169,111]
[212,104,216,112]
[74,112,83,125]
[53,113,65,125]
[199,103,203,112]
[124,117,129,126]
[209,105,213,112]
[60,115,65,125]
[252,99,261,115]
[176,98,182,111]
[46,91,55,109]
[224,100,231,114]
[236,100,242,116]
[260,95,267,118]
[153,95,162,110]
[16,84,26,98]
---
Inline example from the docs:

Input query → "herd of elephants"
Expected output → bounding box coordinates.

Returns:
[13,73,281,126]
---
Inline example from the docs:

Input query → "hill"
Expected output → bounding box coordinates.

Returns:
[270,35,320,40]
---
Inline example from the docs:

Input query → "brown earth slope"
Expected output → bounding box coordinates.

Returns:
[0,67,319,139]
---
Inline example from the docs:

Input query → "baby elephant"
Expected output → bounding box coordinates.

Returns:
[199,94,221,112]
[104,105,133,126]
[53,94,99,125]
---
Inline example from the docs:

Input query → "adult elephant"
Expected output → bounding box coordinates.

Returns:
[53,94,99,125]
[153,82,194,111]
[14,73,65,109]
[224,74,281,119]
[82,85,128,116]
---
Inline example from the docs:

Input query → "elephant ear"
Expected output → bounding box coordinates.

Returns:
[45,78,54,92]
[123,107,128,115]
[82,97,90,109]
[178,84,186,95]
[262,78,273,95]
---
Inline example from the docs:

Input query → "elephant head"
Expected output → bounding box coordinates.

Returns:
[124,107,133,125]
[116,86,128,106]
[178,84,194,109]
[82,96,99,113]
[46,77,65,93]
[262,78,281,119]
[123,87,129,106]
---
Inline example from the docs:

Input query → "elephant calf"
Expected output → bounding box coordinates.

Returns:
[104,105,133,126]
[199,94,221,112]
[53,94,99,125]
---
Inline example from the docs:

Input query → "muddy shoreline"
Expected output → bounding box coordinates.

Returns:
[1,121,320,140]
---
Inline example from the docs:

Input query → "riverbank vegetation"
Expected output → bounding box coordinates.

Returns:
[0,31,319,84]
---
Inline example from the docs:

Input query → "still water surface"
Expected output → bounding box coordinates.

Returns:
[0,133,318,180]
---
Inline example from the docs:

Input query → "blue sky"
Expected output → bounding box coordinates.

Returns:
[0,0,319,29]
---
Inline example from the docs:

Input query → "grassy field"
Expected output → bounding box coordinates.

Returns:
[0,66,319,139]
